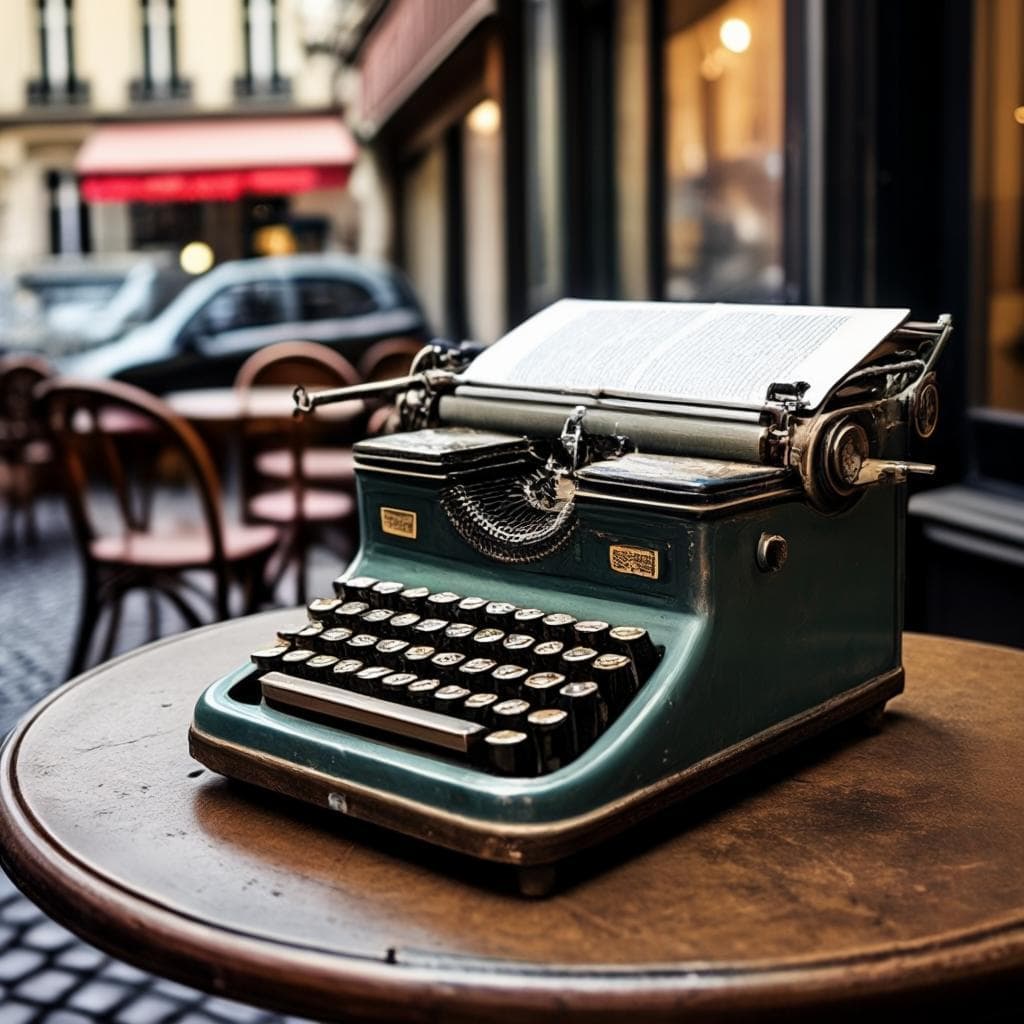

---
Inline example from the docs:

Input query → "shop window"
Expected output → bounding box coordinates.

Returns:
[45,170,89,255]
[663,0,784,302]
[131,0,191,102]
[973,0,1024,416]
[28,0,89,105]
[295,278,377,321]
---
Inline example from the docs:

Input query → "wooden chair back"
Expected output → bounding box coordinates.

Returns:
[235,341,361,390]
[0,355,54,446]
[36,378,228,572]
[357,338,425,383]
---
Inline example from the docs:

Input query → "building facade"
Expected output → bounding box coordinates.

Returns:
[0,0,356,272]
[341,0,1023,647]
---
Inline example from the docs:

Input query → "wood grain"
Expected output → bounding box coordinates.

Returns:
[2,612,1023,1020]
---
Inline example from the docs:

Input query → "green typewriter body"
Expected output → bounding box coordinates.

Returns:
[190,301,950,873]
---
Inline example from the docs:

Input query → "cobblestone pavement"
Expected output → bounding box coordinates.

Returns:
[0,497,339,1023]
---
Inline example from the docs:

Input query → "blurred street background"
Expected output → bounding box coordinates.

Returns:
[0,0,1023,1020]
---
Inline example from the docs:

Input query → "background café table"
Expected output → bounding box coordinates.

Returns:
[165,387,365,429]
[1,613,1023,1021]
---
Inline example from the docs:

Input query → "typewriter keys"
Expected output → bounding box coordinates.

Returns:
[399,586,431,611]
[307,597,341,621]
[542,612,577,642]
[529,708,572,772]
[250,645,289,671]
[334,575,378,600]
[369,580,405,607]
[330,659,364,686]
[456,596,488,623]
[524,671,567,707]
[485,730,533,776]
[333,601,370,625]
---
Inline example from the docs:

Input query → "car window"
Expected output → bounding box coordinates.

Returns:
[193,280,290,335]
[295,278,377,320]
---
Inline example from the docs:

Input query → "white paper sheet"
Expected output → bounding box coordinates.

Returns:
[465,300,910,410]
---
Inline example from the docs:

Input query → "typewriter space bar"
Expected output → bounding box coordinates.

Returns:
[260,672,485,753]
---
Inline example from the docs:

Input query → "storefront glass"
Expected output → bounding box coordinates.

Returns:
[663,0,784,302]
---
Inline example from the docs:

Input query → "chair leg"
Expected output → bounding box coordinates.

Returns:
[295,535,308,606]
[68,573,102,680]
[99,591,125,663]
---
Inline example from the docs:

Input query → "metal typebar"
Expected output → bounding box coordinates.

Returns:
[260,671,485,753]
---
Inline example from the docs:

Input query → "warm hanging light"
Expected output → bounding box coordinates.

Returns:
[467,99,501,135]
[719,17,752,54]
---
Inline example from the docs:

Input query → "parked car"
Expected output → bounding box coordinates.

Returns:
[59,255,429,392]
[1,257,189,359]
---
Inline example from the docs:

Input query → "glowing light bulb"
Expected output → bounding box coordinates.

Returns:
[467,99,501,135]
[179,241,214,275]
[1014,106,1024,125]
[720,17,751,54]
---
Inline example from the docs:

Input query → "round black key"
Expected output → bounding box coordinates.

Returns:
[532,639,565,670]
[296,622,324,645]
[335,575,378,600]
[456,596,488,624]
[380,672,417,702]
[483,601,518,628]
[331,658,365,687]
[430,650,467,681]
[463,692,499,723]
[280,647,314,675]
[609,625,660,679]
[502,633,536,658]
[458,657,497,683]
[443,622,477,652]
[250,645,289,671]
[573,619,611,646]
[592,652,638,713]
[513,607,546,633]
[413,618,449,642]
[486,730,535,776]
[523,671,566,707]
[426,591,462,614]
[353,664,393,696]
[374,637,410,666]
[306,654,339,682]
[360,607,396,637]
[433,684,471,713]
[561,645,599,679]
[333,601,370,625]
[307,597,341,621]
[389,612,421,637]
[471,628,506,654]
[528,707,572,772]
[399,586,431,611]
[491,663,529,698]
[369,580,405,607]
[403,644,437,670]
[406,677,441,708]
[558,680,608,752]
[492,698,531,731]
[317,626,354,653]
[542,612,577,642]
[344,633,379,656]
[275,622,306,646]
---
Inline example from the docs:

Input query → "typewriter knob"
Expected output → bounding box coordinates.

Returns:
[756,533,789,574]
[912,376,940,439]
[827,420,870,492]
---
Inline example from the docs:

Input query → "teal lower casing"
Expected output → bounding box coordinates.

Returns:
[190,456,906,865]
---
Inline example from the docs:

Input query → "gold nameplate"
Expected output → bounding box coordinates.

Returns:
[380,507,417,540]
[609,544,659,580]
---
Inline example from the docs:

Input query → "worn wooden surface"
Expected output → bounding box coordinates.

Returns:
[2,612,1023,1021]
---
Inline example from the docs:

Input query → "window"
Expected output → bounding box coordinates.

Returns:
[663,0,785,302]
[236,0,290,98]
[295,279,376,320]
[191,281,289,337]
[45,170,88,255]
[131,0,190,102]
[29,0,89,105]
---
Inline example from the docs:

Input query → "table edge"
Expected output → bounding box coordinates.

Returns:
[2,626,1024,1019]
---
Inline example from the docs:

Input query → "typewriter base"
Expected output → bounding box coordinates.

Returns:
[188,665,903,875]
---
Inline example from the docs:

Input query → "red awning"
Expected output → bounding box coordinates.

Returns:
[76,117,357,203]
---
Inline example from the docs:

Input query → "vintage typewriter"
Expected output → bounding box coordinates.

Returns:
[190,301,950,892]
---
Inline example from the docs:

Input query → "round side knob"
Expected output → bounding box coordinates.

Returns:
[913,379,940,439]
[756,533,789,573]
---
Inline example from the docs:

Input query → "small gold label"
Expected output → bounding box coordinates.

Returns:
[380,507,417,540]
[609,544,659,580]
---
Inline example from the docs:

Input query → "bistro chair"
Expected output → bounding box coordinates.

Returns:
[37,378,280,678]
[234,341,362,604]
[0,355,55,549]
[357,337,425,383]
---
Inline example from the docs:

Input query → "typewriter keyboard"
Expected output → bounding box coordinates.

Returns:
[249,575,663,777]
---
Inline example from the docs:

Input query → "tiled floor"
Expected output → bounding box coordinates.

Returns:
[1,497,340,1022]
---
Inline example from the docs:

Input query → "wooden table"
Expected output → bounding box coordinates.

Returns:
[2,615,1023,1021]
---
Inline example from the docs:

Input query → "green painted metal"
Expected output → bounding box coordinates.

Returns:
[193,458,903,827]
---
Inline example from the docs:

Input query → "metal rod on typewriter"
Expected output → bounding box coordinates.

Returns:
[292,374,442,416]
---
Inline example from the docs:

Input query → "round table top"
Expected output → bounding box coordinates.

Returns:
[2,615,1023,1021]
[165,387,364,425]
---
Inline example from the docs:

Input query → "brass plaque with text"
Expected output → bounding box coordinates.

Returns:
[380,507,417,540]
[609,544,659,580]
